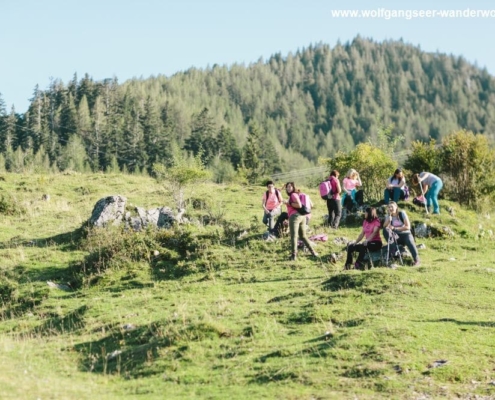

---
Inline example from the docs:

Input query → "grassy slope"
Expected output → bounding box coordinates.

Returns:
[1,173,495,399]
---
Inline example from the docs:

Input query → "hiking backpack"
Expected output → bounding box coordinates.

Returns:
[413,195,426,208]
[319,180,332,200]
[298,193,312,215]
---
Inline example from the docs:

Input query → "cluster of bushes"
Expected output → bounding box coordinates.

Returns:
[322,130,495,210]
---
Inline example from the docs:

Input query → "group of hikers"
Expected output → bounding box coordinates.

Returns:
[261,168,444,265]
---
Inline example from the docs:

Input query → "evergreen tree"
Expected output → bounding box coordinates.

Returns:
[78,94,92,137]
[184,107,217,165]
[243,122,263,183]
[0,106,18,153]
[59,93,78,144]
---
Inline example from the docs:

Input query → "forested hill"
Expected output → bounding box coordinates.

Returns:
[1,36,495,176]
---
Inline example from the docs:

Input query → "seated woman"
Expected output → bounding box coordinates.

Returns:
[382,201,420,266]
[345,207,382,270]
[384,168,406,204]
[341,169,362,207]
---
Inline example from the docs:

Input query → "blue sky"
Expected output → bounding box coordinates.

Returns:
[1,0,494,113]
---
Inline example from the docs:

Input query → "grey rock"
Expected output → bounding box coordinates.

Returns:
[415,223,430,238]
[89,195,127,227]
[90,196,178,230]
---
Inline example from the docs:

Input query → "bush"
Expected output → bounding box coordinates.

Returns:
[440,130,495,208]
[0,194,25,216]
[403,139,442,176]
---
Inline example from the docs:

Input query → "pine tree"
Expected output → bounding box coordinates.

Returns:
[78,94,92,137]
[184,107,217,165]
[243,122,263,183]
[59,93,78,144]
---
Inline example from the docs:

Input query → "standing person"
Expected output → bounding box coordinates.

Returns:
[262,180,283,231]
[384,168,407,204]
[284,182,318,261]
[412,172,443,214]
[382,202,420,266]
[326,170,342,229]
[344,207,382,270]
[341,169,362,206]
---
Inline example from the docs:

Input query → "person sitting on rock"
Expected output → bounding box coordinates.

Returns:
[384,168,406,204]
[262,180,283,231]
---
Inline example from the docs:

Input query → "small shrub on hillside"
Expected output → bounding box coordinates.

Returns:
[155,227,203,257]
[404,139,442,176]
[76,228,160,276]
[74,224,219,284]
[440,130,495,209]
[0,278,18,303]
[1,282,49,319]
[0,194,25,215]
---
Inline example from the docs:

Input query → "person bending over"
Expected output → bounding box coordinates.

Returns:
[412,172,443,214]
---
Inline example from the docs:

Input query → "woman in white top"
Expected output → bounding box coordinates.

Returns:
[382,201,420,266]
[384,168,406,204]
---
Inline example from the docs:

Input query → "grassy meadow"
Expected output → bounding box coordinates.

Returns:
[1,172,495,399]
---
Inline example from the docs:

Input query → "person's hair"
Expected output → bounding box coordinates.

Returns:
[266,180,274,186]
[285,182,300,194]
[390,168,403,183]
[330,170,339,177]
[347,169,358,179]
[412,174,420,185]
[387,201,399,215]
[365,207,378,222]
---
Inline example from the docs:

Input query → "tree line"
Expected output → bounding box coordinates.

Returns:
[1,37,495,180]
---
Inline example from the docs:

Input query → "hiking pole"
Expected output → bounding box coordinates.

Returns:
[386,229,391,266]
[391,232,404,266]
[419,180,429,215]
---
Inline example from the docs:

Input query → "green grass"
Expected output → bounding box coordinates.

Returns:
[1,172,495,399]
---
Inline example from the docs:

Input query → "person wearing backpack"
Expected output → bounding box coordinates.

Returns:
[284,182,318,261]
[412,172,443,214]
[327,170,342,229]
[384,168,407,204]
[262,180,283,231]
[382,201,420,266]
